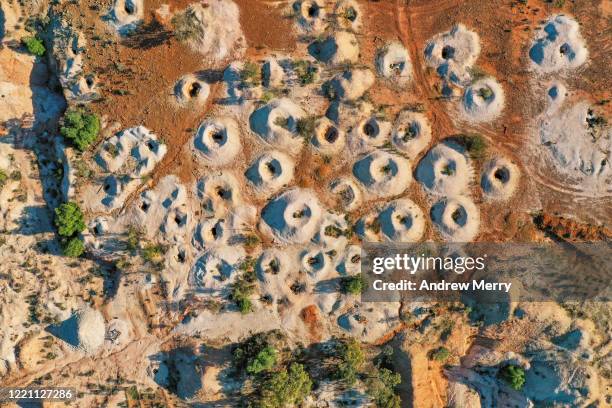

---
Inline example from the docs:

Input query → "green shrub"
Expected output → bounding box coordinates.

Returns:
[62,237,85,258]
[259,363,312,408]
[54,202,86,237]
[456,133,487,159]
[60,110,101,151]
[292,60,317,85]
[336,339,364,385]
[171,8,202,42]
[500,365,525,390]
[142,244,165,264]
[296,116,316,138]
[0,169,8,190]
[240,61,261,86]
[22,36,46,56]
[341,274,365,295]
[366,368,402,408]
[247,345,277,375]
[232,260,257,314]
[429,347,450,362]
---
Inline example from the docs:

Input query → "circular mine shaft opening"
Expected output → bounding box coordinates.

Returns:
[307,2,320,18]
[451,206,467,226]
[211,129,225,144]
[189,82,202,98]
[345,7,357,22]
[265,161,280,176]
[216,186,230,199]
[363,120,379,138]
[124,0,136,15]
[324,126,339,143]
[494,167,510,183]
[441,45,455,60]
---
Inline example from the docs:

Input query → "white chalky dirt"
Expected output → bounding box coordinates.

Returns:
[481,157,520,200]
[349,116,392,151]
[179,1,245,60]
[293,0,326,33]
[376,42,413,86]
[352,151,412,198]
[416,142,472,197]
[191,246,246,296]
[378,199,426,242]
[424,24,481,84]
[461,77,505,122]
[246,150,295,196]
[196,172,243,217]
[430,195,480,242]
[193,117,241,166]
[311,31,360,65]
[51,307,106,354]
[311,117,346,154]
[529,14,588,74]
[108,0,144,34]
[391,111,432,159]
[327,68,375,101]
[329,177,362,211]
[260,188,323,244]
[249,98,307,154]
[338,302,401,343]
[538,102,611,193]
[174,74,210,107]
[334,0,363,32]
[545,81,568,114]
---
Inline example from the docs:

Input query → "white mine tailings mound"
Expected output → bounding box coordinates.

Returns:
[461,77,505,122]
[352,151,412,198]
[174,74,210,107]
[196,172,242,217]
[335,0,362,32]
[261,188,323,244]
[546,81,568,113]
[108,0,144,34]
[309,31,359,65]
[327,68,375,101]
[48,307,105,354]
[376,42,412,86]
[311,117,346,154]
[379,199,425,242]
[416,142,472,197]
[539,102,611,193]
[431,195,480,242]
[330,177,362,211]
[249,98,306,154]
[257,249,293,303]
[178,1,244,60]
[246,150,295,195]
[349,116,392,150]
[481,157,520,200]
[293,0,326,33]
[424,24,480,83]
[392,111,432,158]
[191,246,245,295]
[194,117,241,166]
[529,15,588,74]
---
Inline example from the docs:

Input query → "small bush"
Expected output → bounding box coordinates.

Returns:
[142,244,165,264]
[296,116,316,139]
[500,365,525,390]
[341,274,365,295]
[429,347,450,362]
[22,36,46,56]
[240,61,261,86]
[60,110,101,151]
[292,60,317,85]
[62,237,85,258]
[259,363,312,408]
[246,345,277,375]
[336,339,365,386]
[171,8,202,42]
[0,169,8,190]
[232,260,257,314]
[54,202,86,237]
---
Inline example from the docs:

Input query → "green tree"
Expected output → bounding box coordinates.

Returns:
[60,110,101,151]
[54,202,86,237]
[22,36,46,56]
[341,274,365,295]
[259,363,312,408]
[366,368,402,408]
[247,345,277,375]
[500,365,525,390]
[62,236,85,257]
[336,338,365,386]
[428,347,450,362]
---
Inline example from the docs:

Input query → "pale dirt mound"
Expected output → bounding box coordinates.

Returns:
[311,117,346,154]
[174,74,210,107]
[329,177,362,211]
[529,14,588,74]
[196,171,243,217]
[460,77,505,122]
[249,98,307,154]
[424,24,480,84]
[430,195,480,242]
[260,188,323,244]
[391,110,432,159]
[309,31,360,66]
[326,68,375,101]
[193,117,241,166]
[177,1,245,60]
[416,142,472,197]
[293,0,326,33]
[376,42,413,86]
[481,157,520,200]
[352,150,412,198]
[191,245,245,296]
[334,0,362,32]
[246,150,295,195]
[47,307,105,354]
[378,199,425,242]
[107,0,143,34]
[349,116,392,151]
